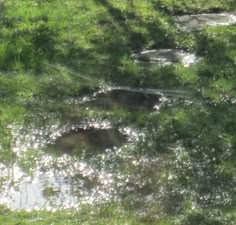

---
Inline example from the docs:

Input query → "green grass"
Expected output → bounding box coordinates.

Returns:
[0,204,174,225]
[0,0,234,75]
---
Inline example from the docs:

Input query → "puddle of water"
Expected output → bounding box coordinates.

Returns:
[0,158,112,210]
[82,88,163,110]
[1,113,146,210]
[0,124,234,213]
[132,49,201,67]
[0,162,81,210]
[175,13,236,31]
[2,88,232,215]
[0,151,165,211]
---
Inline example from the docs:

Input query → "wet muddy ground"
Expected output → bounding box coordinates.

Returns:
[0,12,235,219]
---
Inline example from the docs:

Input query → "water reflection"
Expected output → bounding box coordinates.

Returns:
[1,114,145,210]
[0,161,89,210]
[0,123,235,213]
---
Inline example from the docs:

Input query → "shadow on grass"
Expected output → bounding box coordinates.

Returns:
[75,0,178,85]
[0,0,182,88]
[0,13,58,73]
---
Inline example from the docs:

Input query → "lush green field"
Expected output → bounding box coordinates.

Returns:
[0,0,235,224]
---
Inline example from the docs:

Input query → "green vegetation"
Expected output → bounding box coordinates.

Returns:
[0,0,235,224]
[0,204,175,225]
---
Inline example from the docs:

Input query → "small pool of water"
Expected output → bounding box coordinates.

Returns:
[175,13,236,31]
[1,112,145,210]
[132,49,201,67]
[82,88,162,110]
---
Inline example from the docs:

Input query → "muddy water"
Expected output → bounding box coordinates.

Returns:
[175,13,236,31]
[132,49,201,67]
